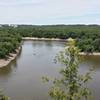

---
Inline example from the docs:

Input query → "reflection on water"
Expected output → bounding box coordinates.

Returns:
[82,55,100,69]
[0,40,100,100]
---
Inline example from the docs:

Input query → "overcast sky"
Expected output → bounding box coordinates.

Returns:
[0,0,100,25]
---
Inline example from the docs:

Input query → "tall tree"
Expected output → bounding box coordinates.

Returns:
[43,38,93,100]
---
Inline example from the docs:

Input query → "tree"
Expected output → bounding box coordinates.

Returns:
[43,38,93,100]
[0,30,21,59]
[93,39,100,52]
[76,39,94,53]
[1,24,100,52]
[0,91,9,100]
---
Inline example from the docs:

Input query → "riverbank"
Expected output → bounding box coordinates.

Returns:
[0,39,100,68]
[0,47,21,68]
[23,37,100,56]
[79,52,100,56]
[22,37,66,41]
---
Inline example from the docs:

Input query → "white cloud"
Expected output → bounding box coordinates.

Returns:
[0,0,100,24]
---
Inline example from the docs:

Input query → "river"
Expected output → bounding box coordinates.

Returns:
[0,40,100,100]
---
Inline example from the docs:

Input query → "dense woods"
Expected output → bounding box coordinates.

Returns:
[0,26,21,59]
[0,24,100,59]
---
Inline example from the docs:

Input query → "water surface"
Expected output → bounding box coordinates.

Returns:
[0,40,100,100]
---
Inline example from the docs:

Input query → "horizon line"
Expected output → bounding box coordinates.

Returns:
[0,24,100,26]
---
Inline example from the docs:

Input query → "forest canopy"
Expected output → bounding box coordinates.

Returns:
[0,24,100,59]
[0,26,21,58]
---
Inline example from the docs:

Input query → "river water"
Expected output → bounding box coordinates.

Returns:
[0,40,100,100]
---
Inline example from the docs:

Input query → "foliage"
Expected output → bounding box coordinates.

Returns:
[6,25,100,52]
[0,28,21,59]
[43,39,94,100]
[0,24,100,57]
[0,91,9,100]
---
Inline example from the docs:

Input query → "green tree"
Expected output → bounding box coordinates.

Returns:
[0,91,9,100]
[43,38,93,100]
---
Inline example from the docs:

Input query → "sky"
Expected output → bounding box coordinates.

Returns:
[0,0,100,25]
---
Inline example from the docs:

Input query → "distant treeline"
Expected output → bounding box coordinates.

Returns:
[0,24,100,58]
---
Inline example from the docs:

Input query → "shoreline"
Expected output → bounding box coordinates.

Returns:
[0,47,21,68]
[22,37,66,41]
[22,37,100,56]
[0,38,100,68]
[79,52,100,56]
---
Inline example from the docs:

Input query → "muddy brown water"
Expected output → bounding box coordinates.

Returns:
[0,40,100,100]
